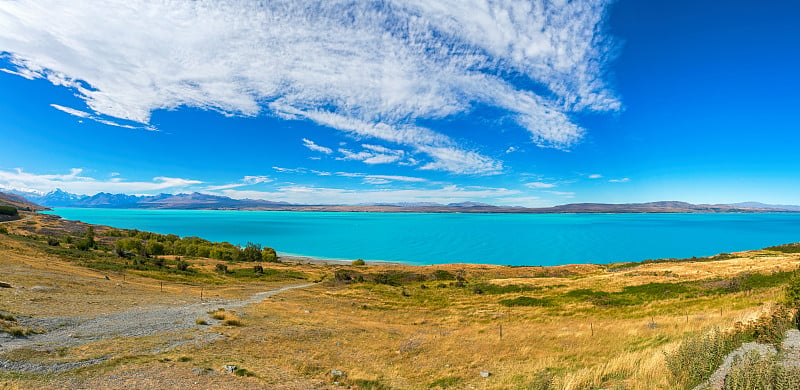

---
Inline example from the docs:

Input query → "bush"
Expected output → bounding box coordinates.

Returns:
[352,259,366,266]
[253,265,264,275]
[0,206,18,216]
[666,306,796,388]
[74,239,92,251]
[223,318,243,326]
[215,263,228,274]
[239,242,262,262]
[176,260,190,272]
[262,247,278,262]
[46,237,60,246]
[0,226,7,235]
[665,327,735,388]
[725,350,800,389]
[499,296,553,307]
[432,270,456,280]
[195,318,208,325]
[234,368,254,377]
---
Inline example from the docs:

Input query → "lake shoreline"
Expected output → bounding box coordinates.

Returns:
[40,208,800,267]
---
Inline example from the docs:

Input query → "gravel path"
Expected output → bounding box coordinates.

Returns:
[0,283,313,373]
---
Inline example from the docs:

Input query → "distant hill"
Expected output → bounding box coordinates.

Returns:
[0,191,48,211]
[730,202,800,212]
[14,189,292,210]
[8,189,797,214]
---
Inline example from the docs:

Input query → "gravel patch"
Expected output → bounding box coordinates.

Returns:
[0,283,312,373]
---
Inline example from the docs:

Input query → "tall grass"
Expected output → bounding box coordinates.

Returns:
[725,350,800,389]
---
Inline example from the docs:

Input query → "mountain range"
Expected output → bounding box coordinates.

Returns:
[3,189,799,214]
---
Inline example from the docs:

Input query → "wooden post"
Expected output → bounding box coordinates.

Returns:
[499,324,503,340]
[590,322,594,336]
[160,281,163,292]
[200,287,203,301]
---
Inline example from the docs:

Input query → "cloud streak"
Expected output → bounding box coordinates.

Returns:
[0,0,618,174]
[302,138,333,154]
[0,168,201,195]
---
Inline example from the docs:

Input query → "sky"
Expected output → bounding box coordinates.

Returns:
[0,0,798,206]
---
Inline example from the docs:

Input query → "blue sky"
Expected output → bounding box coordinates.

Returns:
[1,0,798,206]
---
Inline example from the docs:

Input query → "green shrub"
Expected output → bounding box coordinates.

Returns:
[725,350,800,389]
[472,283,542,295]
[666,306,796,388]
[234,368,254,377]
[262,247,278,262]
[238,242,262,262]
[253,265,264,275]
[0,226,7,235]
[765,243,800,253]
[432,270,455,280]
[0,206,18,216]
[499,296,553,307]
[529,369,556,390]
[215,263,228,274]
[176,260,190,271]
[352,259,366,266]
[74,239,92,251]
[46,237,60,246]
[152,257,165,268]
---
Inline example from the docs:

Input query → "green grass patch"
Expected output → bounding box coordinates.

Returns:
[499,296,553,307]
[471,283,543,295]
[428,376,463,389]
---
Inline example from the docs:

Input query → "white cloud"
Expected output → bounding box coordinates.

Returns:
[301,138,333,154]
[220,184,523,205]
[525,181,556,189]
[544,190,575,198]
[338,148,403,165]
[609,177,630,183]
[272,166,306,174]
[187,175,274,191]
[588,174,603,179]
[0,168,201,195]
[243,175,272,184]
[50,104,91,118]
[505,146,517,154]
[0,0,618,174]
[50,103,154,130]
[331,171,428,185]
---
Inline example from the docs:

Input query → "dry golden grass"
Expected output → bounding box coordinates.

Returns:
[1,212,800,389]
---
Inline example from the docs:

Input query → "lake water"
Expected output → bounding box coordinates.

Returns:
[44,208,800,266]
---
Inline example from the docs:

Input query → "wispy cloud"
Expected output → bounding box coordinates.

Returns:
[243,175,272,184]
[0,168,201,195]
[588,174,603,179]
[204,175,273,191]
[544,190,575,198]
[525,181,557,189]
[609,177,630,183]
[301,138,333,154]
[50,104,154,130]
[0,1,618,174]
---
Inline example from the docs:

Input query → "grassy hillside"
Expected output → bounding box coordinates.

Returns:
[0,191,47,212]
[1,212,799,389]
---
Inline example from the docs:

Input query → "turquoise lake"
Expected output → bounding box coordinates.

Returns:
[45,208,800,266]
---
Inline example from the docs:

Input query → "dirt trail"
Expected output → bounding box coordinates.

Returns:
[0,283,313,373]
